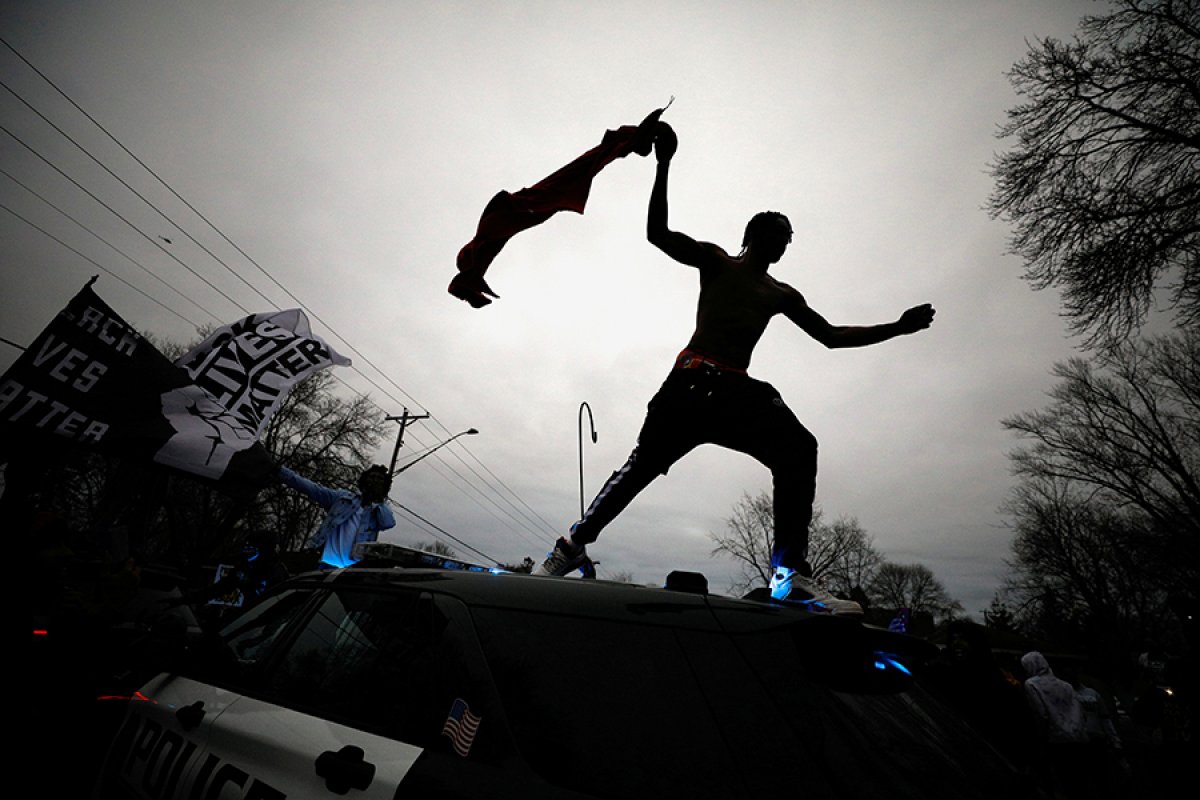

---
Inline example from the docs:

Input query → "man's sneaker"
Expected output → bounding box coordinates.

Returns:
[769,567,863,617]
[535,537,590,577]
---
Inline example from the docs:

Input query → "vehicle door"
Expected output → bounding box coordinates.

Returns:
[94,588,316,800]
[191,583,523,799]
[467,592,762,799]
[707,602,1026,799]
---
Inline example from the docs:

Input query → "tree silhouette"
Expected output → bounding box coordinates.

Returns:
[867,562,963,624]
[1002,329,1199,656]
[708,490,883,596]
[990,0,1200,345]
[1003,330,1200,577]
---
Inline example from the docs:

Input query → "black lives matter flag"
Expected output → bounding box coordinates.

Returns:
[174,308,350,439]
[0,282,276,492]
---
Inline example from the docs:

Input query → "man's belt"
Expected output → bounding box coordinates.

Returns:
[674,348,747,375]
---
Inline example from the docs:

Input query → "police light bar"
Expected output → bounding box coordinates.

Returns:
[353,542,506,574]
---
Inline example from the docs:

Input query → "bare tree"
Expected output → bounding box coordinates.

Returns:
[816,515,885,598]
[412,540,457,557]
[1003,474,1174,656]
[708,491,883,595]
[498,556,535,573]
[1002,330,1200,585]
[33,360,387,565]
[709,491,776,593]
[989,0,1200,345]
[1001,330,1199,655]
[867,562,963,624]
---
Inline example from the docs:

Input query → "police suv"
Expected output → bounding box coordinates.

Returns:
[94,544,1023,799]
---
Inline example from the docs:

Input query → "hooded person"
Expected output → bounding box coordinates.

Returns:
[1022,651,1087,743]
[1021,651,1091,799]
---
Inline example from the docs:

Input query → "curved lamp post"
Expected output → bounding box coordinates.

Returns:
[392,428,479,476]
[578,402,597,519]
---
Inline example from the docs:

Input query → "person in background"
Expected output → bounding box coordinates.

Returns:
[1021,651,1089,799]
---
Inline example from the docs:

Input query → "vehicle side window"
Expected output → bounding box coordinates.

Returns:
[255,588,500,757]
[221,590,311,664]
[731,624,1025,798]
[189,589,314,687]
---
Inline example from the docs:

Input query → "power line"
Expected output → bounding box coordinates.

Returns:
[1,124,250,315]
[1,167,222,324]
[1,36,293,304]
[0,43,426,418]
[0,202,205,328]
[0,37,502,491]
[3,62,494,534]
[327,372,556,546]
[1,36,562,558]
[440,440,563,536]
[393,502,499,565]
[396,444,553,552]
[1,77,280,309]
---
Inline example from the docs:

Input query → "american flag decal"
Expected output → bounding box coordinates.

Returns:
[441,698,481,757]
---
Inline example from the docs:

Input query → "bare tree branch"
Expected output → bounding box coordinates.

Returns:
[990,0,1200,345]
[707,491,883,596]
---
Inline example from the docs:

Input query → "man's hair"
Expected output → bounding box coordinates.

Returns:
[358,464,392,499]
[742,211,793,250]
[362,464,389,478]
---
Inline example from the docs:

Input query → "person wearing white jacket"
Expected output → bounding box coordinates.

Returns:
[1021,650,1090,799]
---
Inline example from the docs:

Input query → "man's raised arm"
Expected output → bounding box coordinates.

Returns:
[647,123,719,268]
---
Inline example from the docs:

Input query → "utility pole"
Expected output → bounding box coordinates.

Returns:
[386,409,430,476]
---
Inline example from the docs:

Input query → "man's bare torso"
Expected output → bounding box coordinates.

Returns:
[685,247,798,370]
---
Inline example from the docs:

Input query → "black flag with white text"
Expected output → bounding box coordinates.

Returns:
[0,282,276,493]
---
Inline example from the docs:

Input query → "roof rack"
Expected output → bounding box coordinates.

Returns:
[352,542,507,574]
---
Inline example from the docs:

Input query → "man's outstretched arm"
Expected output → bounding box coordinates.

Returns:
[646,123,721,267]
[279,466,341,510]
[784,293,936,349]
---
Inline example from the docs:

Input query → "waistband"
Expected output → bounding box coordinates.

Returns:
[673,348,748,375]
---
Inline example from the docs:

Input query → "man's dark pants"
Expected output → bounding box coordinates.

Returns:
[571,365,818,572]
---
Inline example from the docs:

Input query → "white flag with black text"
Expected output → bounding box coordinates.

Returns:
[174,309,350,440]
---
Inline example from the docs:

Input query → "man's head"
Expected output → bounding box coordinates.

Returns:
[742,211,793,264]
[357,464,392,504]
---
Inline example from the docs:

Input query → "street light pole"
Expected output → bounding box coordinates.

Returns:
[578,402,597,519]
[392,428,479,476]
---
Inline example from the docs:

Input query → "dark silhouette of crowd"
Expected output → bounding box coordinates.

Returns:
[920,620,1192,800]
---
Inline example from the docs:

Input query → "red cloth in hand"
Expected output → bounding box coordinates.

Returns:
[450,108,664,307]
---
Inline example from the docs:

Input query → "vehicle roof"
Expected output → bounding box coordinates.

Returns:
[282,564,854,638]
[282,563,940,697]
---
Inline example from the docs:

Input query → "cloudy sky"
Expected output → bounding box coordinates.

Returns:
[1,1,1103,615]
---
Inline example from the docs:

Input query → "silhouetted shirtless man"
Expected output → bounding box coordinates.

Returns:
[538,123,935,613]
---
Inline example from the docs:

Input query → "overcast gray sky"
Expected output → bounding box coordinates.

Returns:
[1,0,1102,615]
